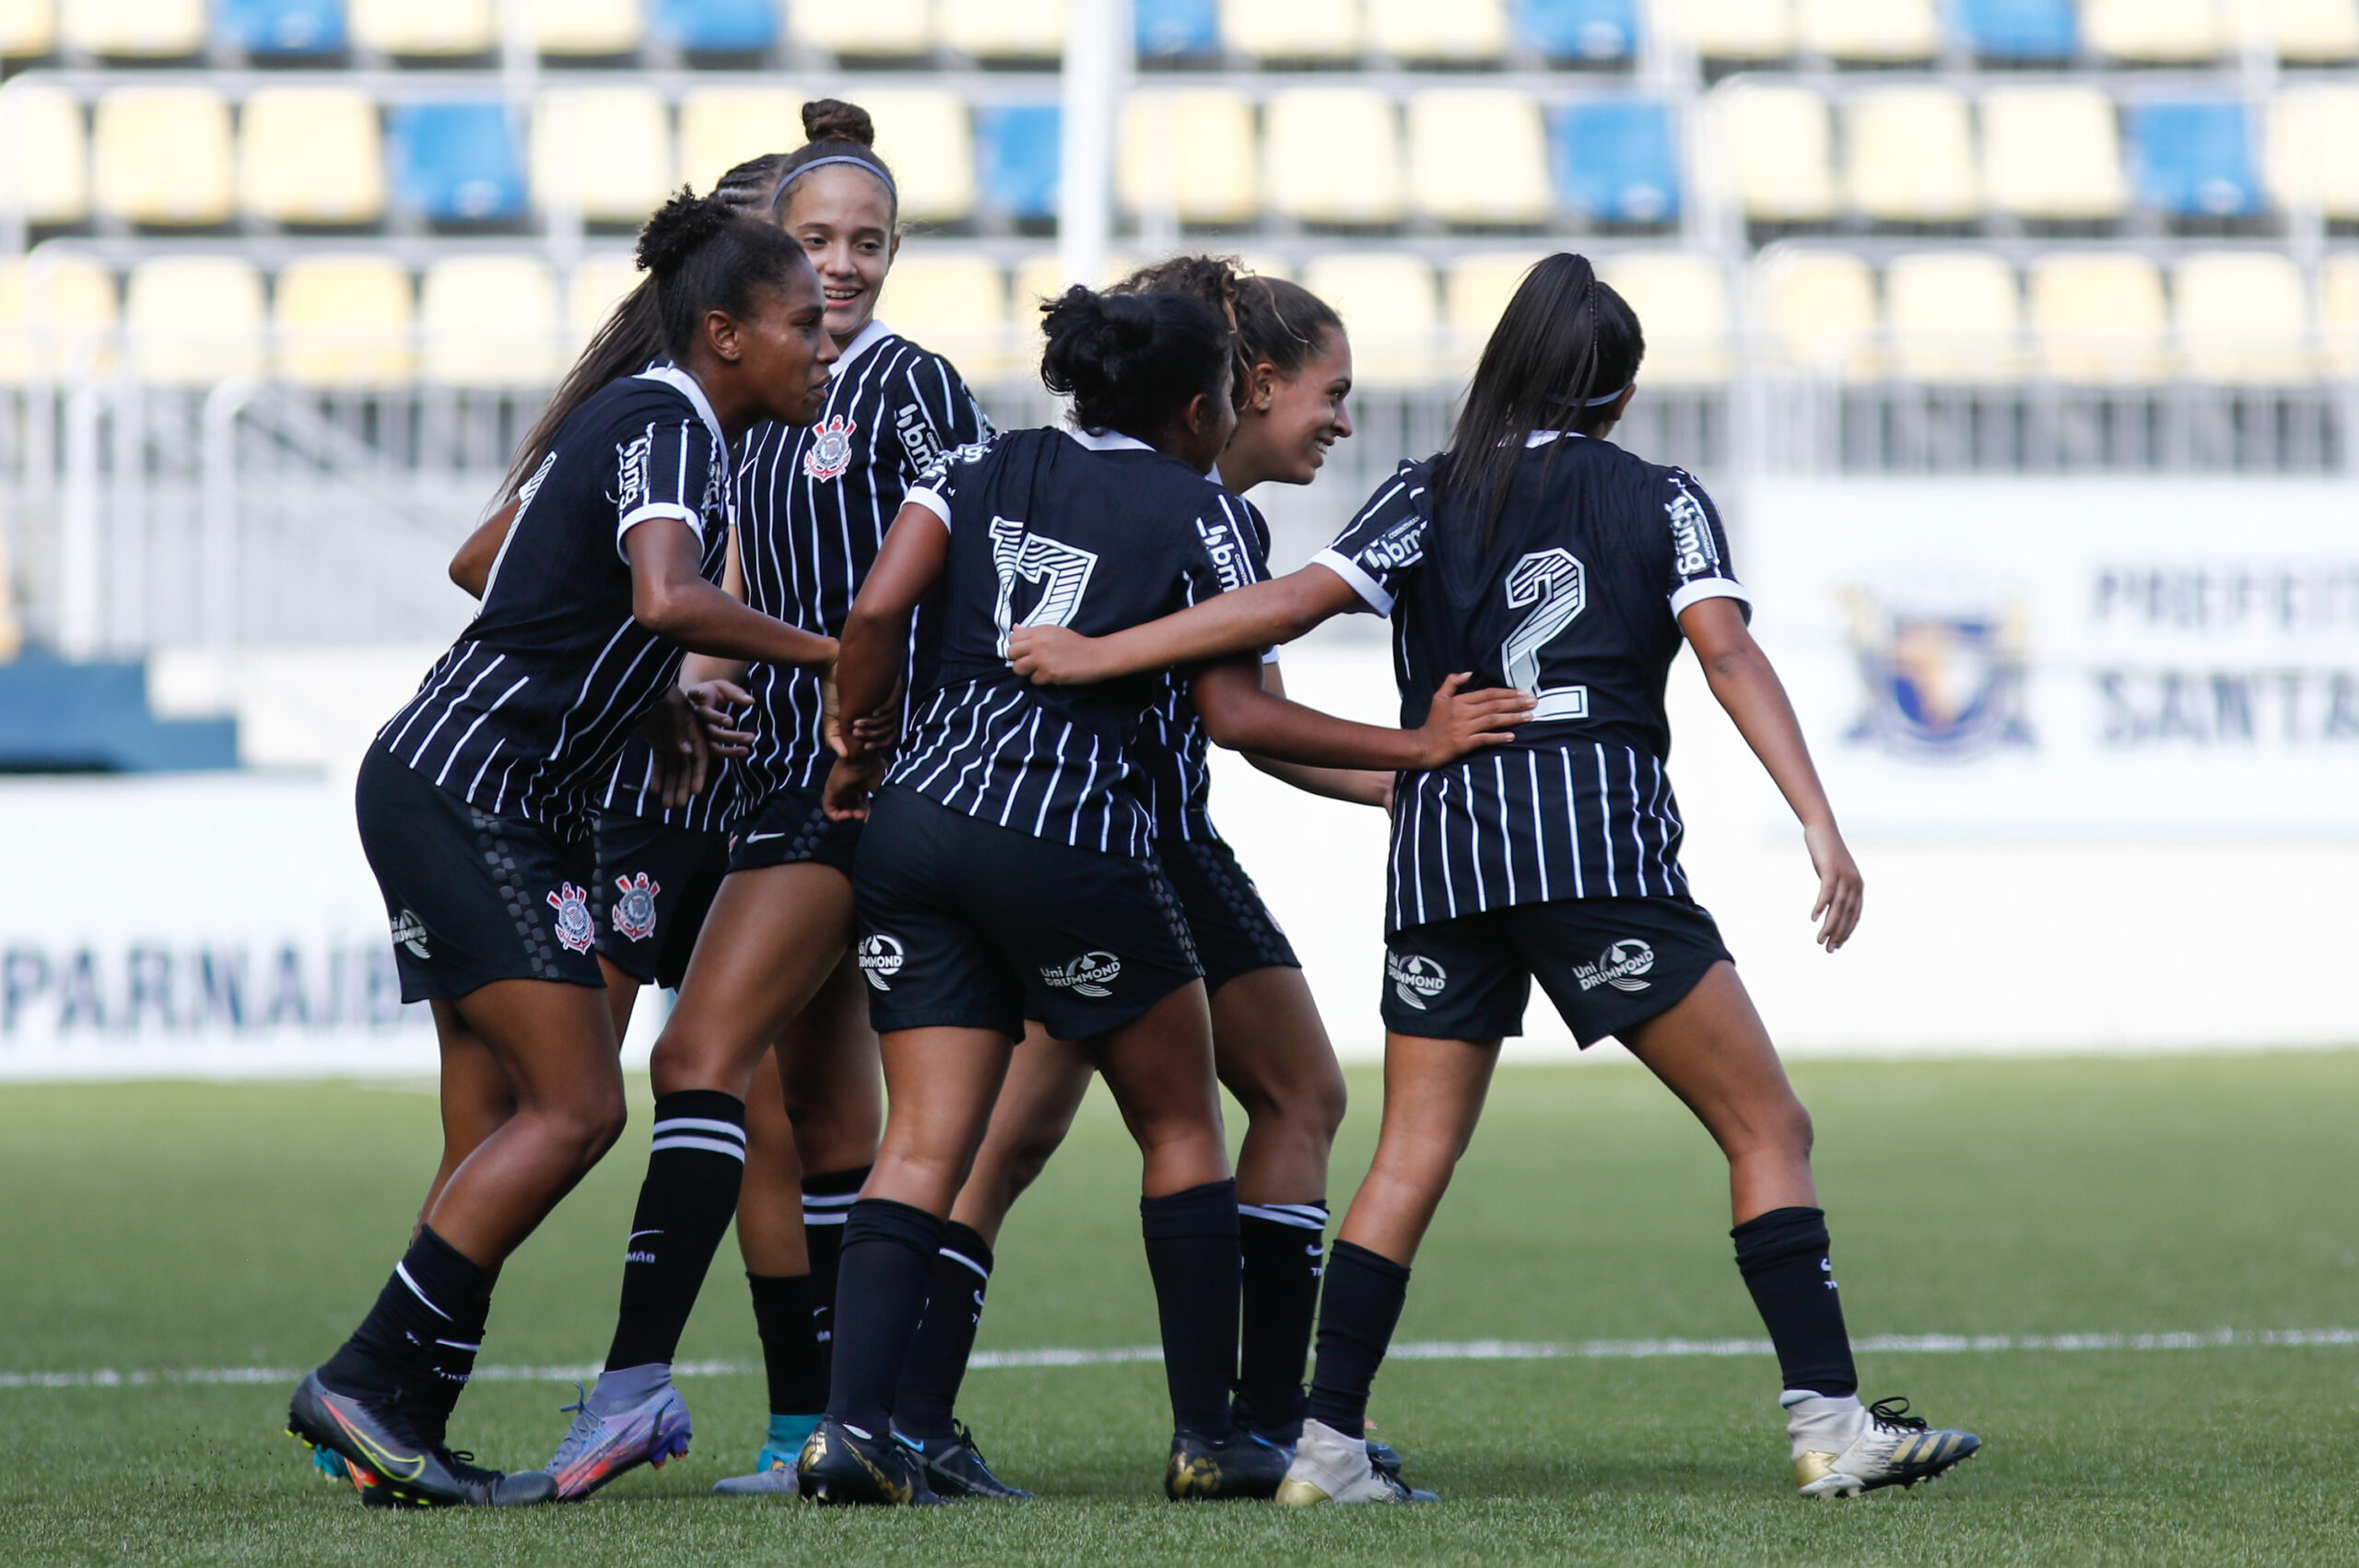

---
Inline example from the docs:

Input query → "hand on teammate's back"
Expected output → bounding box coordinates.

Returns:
[1413,673,1536,769]
[1006,624,1109,685]
[1803,820,1864,951]
[687,679,757,756]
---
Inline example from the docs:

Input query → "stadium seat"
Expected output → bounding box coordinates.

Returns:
[2132,100,2260,219]
[2174,252,2311,383]
[792,0,930,57]
[1444,251,1546,361]
[1845,86,1977,224]
[940,0,1065,60]
[1884,251,2022,381]
[1551,100,1679,226]
[217,0,345,56]
[239,87,386,227]
[1683,0,1793,62]
[1220,0,1360,60]
[676,87,800,197]
[0,78,88,226]
[857,89,976,225]
[350,0,493,56]
[1596,251,1729,383]
[125,256,264,384]
[390,100,526,223]
[275,254,415,385]
[1010,252,1140,323]
[92,86,234,227]
[1717,82,1836,223]
[1299,253,1438,385]
[2272,0,2358,61]
[2323,252,2359,376]
[1954,0,2076,60]
[1135,0,1218,58]
[1119,88,1258,226]
[420,255,559,385]
[532,88,674,226]
[2,0,57,58]
[528,0,641,56]
[0,252,115,380]
[568,251,640,352]
[1407,90,1551,228]
[2083,0,2224,63]
[653,0,779,54]
[979,103,1061,222]
[1796,0,1938,60]
[2264,86,2359,220]
[2027,252,2168,383]
[1268,88,1402,227]
[1513,0,1638,62]
[1368,0,1507,62]
[60,0,204,56]
[1981,86,2129,223]
[878,254,1010,378]
[1755,249,1877,379]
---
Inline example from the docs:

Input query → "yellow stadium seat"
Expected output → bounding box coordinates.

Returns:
[2029,253,2167,383]
[1220,0,1360,60]
[1120,88,1258,227]
[2174,252,2312,384]
[528,0,642,56]
[1266,88,1402,226]
[1982,86,2128,222]
[275,255,415,385]
[240,88,386,227]
[1719,82,1836,222]
[1884,252,2021,381]
[566,251,641,357]
[1756,249,1876,379]
[939,0,1066,59]
[60,0,202,56]
[1367,0,1506,61]
[879,254,1010,377]
[2266,86,2359,220]
[1684,0,1793,60]
[1796,0,1937,59]
[1846,87,1977,224]
[1300,253,1438,385]
[2272,0,2358,61]
[421,255,560,385]
[0,251,114,380]
[350,0,494,54]
[3,0,56,57]
[126,256,264,384]
[844,89,973,226]
[93,86,233,227]
[1010,252,1139,331]
[1406,90,1550,228]
[0,79,88,225]
[2322,252,2359,375]
[1444,251,1547,361]
[793,0,930,55]
[1597,252,1729,384]
[533,88,674,226]
[677,87,802,197]
[2083,0,2224,63]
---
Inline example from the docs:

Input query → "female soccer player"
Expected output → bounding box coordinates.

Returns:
[286,192,842,1508]
[804,284,1528,1505]
[540,101,998,1501]
[1005,253,1983,1505]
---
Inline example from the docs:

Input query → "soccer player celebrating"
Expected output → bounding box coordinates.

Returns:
[287,193,842,1507]
[1006,253,1982,1504]
[804,284,1528,1505]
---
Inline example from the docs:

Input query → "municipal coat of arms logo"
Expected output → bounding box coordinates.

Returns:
[547,883,596,954]
[803,415,857,482]
[610,872,661,942]
[1843,591,2034,761]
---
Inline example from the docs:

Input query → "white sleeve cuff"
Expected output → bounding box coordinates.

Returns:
[904,486,953,528]
[616,502,704,561]
[1310,548,1393,616]
[1669,578,1752,621]
[1260,647,1283,665]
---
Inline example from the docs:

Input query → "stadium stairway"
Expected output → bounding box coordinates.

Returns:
[0,649,238,772]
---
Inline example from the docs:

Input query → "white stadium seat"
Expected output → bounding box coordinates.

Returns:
[1444,251,1548,362]
[1756,249,1878,379]
[677,87,803,197]
[61,0,203,57]
[2029,252,2168,383]
[2265,86,2359,220]
[93,85,234,226]
[1598,252,1731,384]
[1220,0,1362,61]
[1406,90,1552,228]
[1718,82,1837,222]
[939,0,1067,60]
[0,251,115,380]
[1299,252,1439,385]
[1846,86,1978,224]
[1982,86,2128,222]
[239,87,387,227]
[1367,0,1507,62]
[1884,252,2023,382]
[3,0,57,57]
[2174,251,2313,384]
[879,254,1012,378]
[2322,252,2359,376]
[1797,0,1938,60]
[2271,0,2359,61]
[527,0,642,56]
[421,255,560,385]
[2083,0,2225,63]
[1120,88,1259,226]
[1266,88,1403,227]
[126,255,264,383]
[350,0,494,55]
[0,78,88,225]
[276,255,416,386]
[567,251,641,354]
[792,0,931,55]
[532,88,674,226]
[856,88,976,225]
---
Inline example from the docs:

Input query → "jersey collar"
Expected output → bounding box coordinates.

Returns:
[633,361,727,451]
[1065,427,1156,453]
[833,317,894,374]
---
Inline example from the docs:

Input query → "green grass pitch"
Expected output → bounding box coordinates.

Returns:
[5,1052,2357,1566]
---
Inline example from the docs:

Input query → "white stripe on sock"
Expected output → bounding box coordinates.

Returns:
[649,1135,748,1160]
[940,1247,990,1281]
[1238,1203,1329,1230]
[651,1117,745,1143]
[393,1263,455,1321]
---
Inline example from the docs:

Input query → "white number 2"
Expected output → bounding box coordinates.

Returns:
[990,516,1099,657]
[1501,548,1590,722]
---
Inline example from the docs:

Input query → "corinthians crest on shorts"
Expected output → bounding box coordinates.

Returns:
[610,872,661,942]
[547,883,596,954]
[803,415,857,482]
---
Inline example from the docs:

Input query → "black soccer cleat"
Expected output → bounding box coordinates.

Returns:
[288,1370,557,1508]
[1164,1427,1292,1501]
[797,1416,946,1506]
[903,1421,1036,1501]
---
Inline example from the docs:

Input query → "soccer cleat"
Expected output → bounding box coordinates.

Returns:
[1793,1397,1980,1499]
[1274,1418,1438,1505]
[1164,1427,1293,1501]
[798,1416,945,1506]
[713,1415,817,1496]
[544,1378,694,1502]
[288,1371,557,1508]
[902,1421,1036,1501]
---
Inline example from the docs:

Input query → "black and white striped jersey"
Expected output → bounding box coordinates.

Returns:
[1141,502,1274,843]
[732,320,992,804]
[1314,433,1750,933]
[594,736,743,833]
[886,427,1270,860]
[378,365,732,837]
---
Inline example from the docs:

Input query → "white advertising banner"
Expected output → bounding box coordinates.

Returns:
[1743,479,2359,837]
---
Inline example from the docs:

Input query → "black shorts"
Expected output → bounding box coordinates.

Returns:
[591,813,732,990]
[1158,834,1298,996]
[853,787,1203,1041]
[355,745,604,1004]
[1380,895,1732,1046]
[726,784,863,878]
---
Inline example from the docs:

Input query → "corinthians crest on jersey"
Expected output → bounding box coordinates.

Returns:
[803,415,858,481]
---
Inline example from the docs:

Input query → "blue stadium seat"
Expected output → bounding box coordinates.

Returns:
[1135,0,1219,59]
[1551,100,1679,225]
[217,0,346,55]
[1515,0,1637,62]
[390,101,526,224]
[1955,0,2077,59]
[2133,100,2261,217]
[980,103,1060,220]
[653,0,779,53]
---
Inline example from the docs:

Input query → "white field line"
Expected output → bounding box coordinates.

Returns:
[5,1327,2356,1392]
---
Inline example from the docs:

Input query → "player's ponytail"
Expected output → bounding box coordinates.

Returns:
[1039,285,1230,442]
[637,186,809,364]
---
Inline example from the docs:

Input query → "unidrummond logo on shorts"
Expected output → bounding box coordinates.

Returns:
[1040,951,1121,998]
[857,934,905,992]
[1387,953,1446,1011]
[389,909,430,961]
[1575,939,1656,993]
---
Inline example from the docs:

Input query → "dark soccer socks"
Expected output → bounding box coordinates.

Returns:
[1236,1199,1327,1439]
[825,1199,945,1439]
[1731,1206,1859,1398]
[1142,1179,1242,1440]
[746,1271,827,1421]
[603,1091,747,1374]
[320,1225,492,1411]
[802,1164,869,1377]
[891,1222,994,1446]
[1304,1239,1412,1437]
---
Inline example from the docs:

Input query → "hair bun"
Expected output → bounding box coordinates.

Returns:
[801,99,875,147]
[636,187,739,278]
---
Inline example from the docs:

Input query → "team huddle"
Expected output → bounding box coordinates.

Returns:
[286,99,1981,1513]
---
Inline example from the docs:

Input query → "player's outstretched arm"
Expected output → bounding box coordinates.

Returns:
[625,515,838,669]
[1239,662,1393,808]
[1680,597,1862,951]
[1193,663,1531,773]
[1009,562,1365,685]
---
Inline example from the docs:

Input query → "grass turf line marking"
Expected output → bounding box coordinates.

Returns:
[6,1328,2355,1390]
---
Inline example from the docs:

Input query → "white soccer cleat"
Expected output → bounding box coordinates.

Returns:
[1274,1418,1438,1505]
[1788,1394,1979,1499]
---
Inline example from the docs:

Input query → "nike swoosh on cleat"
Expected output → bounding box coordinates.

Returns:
[327,1404,427,1481]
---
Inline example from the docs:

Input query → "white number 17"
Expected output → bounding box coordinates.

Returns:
[990,516,1099,658]
[1501,548,1590,722]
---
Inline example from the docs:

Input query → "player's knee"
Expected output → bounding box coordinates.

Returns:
[540,1094,628,1170]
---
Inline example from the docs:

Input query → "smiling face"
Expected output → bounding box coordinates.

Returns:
[1219,327,1355,492]
[776,163,900,346]
[729,259,839,429]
